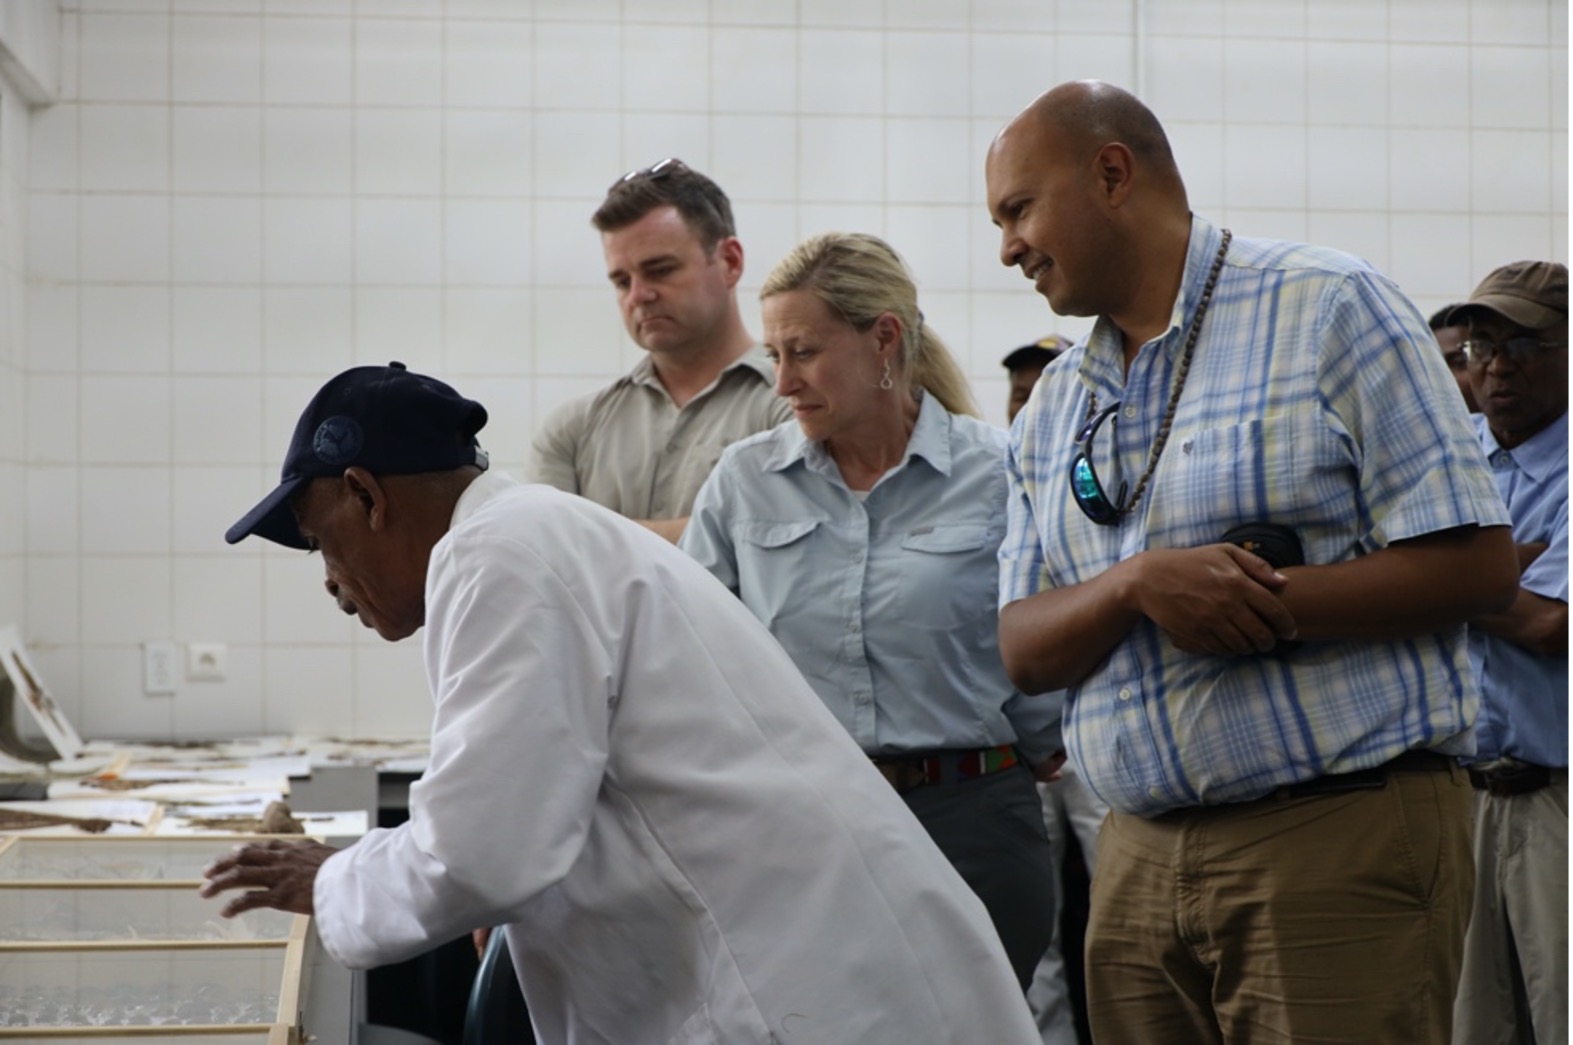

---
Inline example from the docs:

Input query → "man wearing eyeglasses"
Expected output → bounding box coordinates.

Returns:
[1430,304,1479,413]
[1445,261,1568,1045]
[527,160,792,542]
[985,80,1519,1045]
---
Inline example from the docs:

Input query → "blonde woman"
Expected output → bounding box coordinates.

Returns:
[681,232,1062,987]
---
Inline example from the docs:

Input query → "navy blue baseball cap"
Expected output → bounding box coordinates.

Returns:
[226,361,489,549]
[1002,334,1068,372]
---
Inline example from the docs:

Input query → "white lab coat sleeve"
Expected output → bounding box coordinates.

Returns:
[312,528,614,969]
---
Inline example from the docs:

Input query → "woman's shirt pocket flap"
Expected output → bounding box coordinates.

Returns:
[899,523,992,554]
[739,519,820,549]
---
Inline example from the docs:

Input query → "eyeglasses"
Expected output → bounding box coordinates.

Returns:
[610,156,689,192]
[1462,336,1567,366]
[1067,401,1129,525]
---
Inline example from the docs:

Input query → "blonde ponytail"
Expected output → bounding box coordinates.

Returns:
[910,322,980,418]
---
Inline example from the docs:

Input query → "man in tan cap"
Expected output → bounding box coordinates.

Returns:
[1446,260,1567,1045]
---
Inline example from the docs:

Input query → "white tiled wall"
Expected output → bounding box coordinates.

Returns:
[1,82,28,644]
[11,0,1570,739]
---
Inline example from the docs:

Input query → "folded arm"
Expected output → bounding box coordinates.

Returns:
[1469,539,1568,656]
[1000,525,1517,695]
[999,543,1293,694]
[1275,524,1517,642]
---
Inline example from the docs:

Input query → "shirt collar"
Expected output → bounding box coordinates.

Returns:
[628,345,775,396]
[1479,410,1568,483]
[450,469,518,527]
[763,390,953,479]
[1079,214,1223,393]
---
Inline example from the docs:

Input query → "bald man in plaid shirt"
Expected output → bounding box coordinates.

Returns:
[986,80,1517,1045]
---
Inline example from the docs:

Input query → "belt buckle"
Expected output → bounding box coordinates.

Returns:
[873,759,928,794]
[1471,758,1551,796]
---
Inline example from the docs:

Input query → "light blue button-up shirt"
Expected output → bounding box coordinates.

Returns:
[682,391,1063,764]
[1000,216,1510,816]
[1468,410,1568,768]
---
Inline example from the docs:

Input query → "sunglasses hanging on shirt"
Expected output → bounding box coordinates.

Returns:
[1067,230,1232,525]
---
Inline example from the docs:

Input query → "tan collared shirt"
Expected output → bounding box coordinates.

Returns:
[528,350,792,519]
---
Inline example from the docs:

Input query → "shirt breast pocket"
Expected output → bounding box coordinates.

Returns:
[894,523,999,633]
[1149,420,1285,548]
[736,519,827,630]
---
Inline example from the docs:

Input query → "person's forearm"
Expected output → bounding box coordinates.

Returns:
[636,516,689,543]
[1278,525,1518,642]
[1001,543,1297,690]
[1517,541,1549,574]
[1472,588,1569,656]
[999,559,1142,694]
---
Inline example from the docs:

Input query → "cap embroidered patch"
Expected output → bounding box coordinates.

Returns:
[313,416,363,467]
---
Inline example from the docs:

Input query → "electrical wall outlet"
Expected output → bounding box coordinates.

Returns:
[142,640,178,695]
[187,642,227,682]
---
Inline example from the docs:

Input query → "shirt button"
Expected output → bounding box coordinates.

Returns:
[852,552,864,564]
[1118,687,1132,701]
[1123,406,1137,420]
[1148,787,1163,799]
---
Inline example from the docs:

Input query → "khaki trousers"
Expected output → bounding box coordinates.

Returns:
[1452,775,1568,1045]
[1086,760,1473,1045]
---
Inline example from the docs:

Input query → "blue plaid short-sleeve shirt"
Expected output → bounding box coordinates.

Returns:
[1000,216,1510,816]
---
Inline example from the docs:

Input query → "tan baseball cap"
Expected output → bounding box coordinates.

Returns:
[1447,260,1568,330]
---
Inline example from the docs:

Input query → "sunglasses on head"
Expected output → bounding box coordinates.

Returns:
[610,157,689,192]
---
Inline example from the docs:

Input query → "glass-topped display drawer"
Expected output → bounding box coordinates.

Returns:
[0,883,299,943]
[0,836,293,883]
[0,940,304,1035]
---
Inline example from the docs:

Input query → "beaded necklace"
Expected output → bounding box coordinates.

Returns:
[1084,228,1232,519]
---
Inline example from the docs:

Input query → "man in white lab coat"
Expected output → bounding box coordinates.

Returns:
[204,361,1039,1045]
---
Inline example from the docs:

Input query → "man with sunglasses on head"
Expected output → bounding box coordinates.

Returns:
[985,80,1519,1045]
[528,159,791,542]
[1446,261,1567,1045]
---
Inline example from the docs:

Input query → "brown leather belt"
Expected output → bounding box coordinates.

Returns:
[1276,748,1451,800]
[872,745,1018,794]
[1467,758,1554,797]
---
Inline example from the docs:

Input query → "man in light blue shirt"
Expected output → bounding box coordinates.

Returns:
[1447,261,1568,1045]
[985,80,1518,1044]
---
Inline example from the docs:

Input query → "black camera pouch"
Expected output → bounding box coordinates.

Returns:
[1220,522,1304,654]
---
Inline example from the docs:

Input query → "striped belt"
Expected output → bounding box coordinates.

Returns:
[872,744,1018,794]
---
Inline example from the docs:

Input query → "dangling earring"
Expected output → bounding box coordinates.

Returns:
[880,358,894,391]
